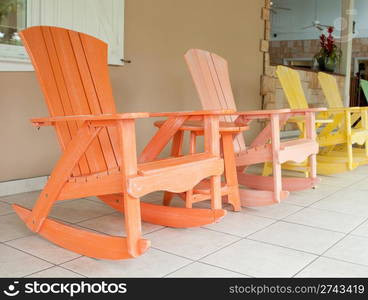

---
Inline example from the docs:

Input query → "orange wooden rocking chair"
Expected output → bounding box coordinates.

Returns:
[14,26,228,260]
[155,49,324,207]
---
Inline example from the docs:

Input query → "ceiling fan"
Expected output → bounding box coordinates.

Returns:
[270,1,291,14]
[302,0,331,31]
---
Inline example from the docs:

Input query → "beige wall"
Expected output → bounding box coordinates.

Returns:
[0,0,264,182]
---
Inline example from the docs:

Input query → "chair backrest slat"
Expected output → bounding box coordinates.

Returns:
[318,72,344,108]
[184,49,245,153]
[360,79,368,103]
[21,26,119,176]
[276,66,309,109]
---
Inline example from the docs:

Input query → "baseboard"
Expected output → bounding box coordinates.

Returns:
[0,176,48,197]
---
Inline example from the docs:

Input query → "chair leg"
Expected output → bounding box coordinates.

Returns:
[190,132,197,154]
[185,131,197,208]
[163,131,184,206]
[163,192,174,206]
[305,112,317,186]
[171,131,184,156]
[210,175,222,209]
[309,154,317,185]
[345,111,354,170]
[347,143,354,170]
[123,193,144,257]
[25,190,59,232]
[221,133,241,211]
[271,115,282,203]
[185,190,193,208]
[272,162,282,203]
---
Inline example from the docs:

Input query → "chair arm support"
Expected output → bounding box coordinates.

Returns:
[153,119,249,134]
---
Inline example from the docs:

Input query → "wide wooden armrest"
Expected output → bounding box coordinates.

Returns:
[149,109,235,117]
[290,108,327,113]
[31,113,150,126]
[233,108,291,116]
[32,110,236,126]
[327,107,364,113]
[287,116,333,124]
[233,108,325,121]
[231,109,290,121]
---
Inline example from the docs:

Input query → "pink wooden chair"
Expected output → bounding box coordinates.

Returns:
[156,49,324,207]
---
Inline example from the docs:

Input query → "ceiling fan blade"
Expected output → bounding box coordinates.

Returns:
[273,6,292,11]
[302,25,314,30]
[270,8,277,14]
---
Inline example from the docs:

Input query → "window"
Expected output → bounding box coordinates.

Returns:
[0,0,30,70]
[0,0,124,71]
[0,0,26,46]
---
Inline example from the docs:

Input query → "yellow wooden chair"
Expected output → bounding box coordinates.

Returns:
[316,72,368,168]
[265,66,368,175]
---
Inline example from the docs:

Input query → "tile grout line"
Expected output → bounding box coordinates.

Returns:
[160,175,368,277]
[1,233,36,244]
[281,176,368,277]
[22,265,60,278]
[303,175,368,210]
[22,256,87,278]
[2,178,367,278]
[156,214,281,267]
[187,218,281,264]
[149,214,281,277]
[162,259,254,278]
[243,237,321,257]
[49,211,118,226]
[240,204,305,221]
[291,215,368,277]
[2,242,58,267]
[273,219,357,235]
[281,180,361,220]
[196,261,255,278]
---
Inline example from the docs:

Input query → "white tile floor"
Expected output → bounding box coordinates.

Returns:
[1,166,368,278]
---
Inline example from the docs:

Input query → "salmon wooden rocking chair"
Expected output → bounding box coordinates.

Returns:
[14,26,228,260]
[156,49,323,207]
[272,66,368,175]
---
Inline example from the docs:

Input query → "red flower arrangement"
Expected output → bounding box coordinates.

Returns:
[315,26,342,72]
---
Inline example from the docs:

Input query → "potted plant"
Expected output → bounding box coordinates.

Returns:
[315,26,342,73]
